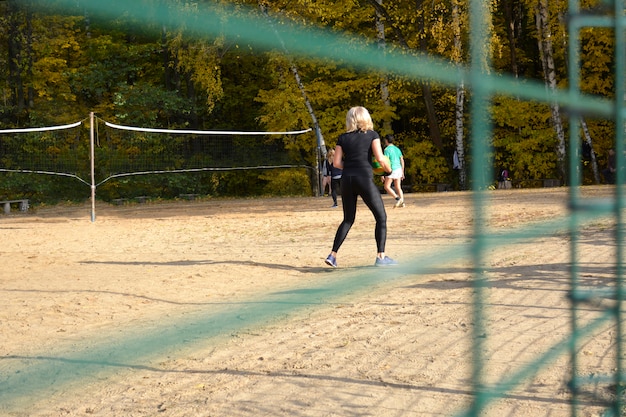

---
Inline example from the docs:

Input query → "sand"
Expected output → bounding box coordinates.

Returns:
[0,186,619,416]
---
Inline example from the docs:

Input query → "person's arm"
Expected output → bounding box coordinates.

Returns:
[372,139,391,173]
[400,155,405,179]
[333,145,344,170]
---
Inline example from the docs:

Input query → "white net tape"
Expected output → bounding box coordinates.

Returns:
[104,121,312,136]
[0,121,82,134]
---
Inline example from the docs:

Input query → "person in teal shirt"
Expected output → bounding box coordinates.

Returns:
[383,135,405,208]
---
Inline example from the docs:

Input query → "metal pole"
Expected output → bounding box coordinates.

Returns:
[90,112,96,222]
[316,126,324,197]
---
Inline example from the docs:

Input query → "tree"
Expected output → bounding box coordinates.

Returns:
[535,0,567,182]
[1,0,619,200]
[367,0,443,151]
[374,0,393,135]
[4,0,34,121]
[451,0,468,189]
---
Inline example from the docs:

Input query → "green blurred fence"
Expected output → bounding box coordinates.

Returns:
[463,0,625,415]
[17,0,625,415]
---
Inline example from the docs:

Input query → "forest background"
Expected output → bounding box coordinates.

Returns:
[0,0,617,204]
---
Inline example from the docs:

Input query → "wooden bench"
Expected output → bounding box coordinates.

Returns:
[511,179,562,188]
[179,193,201,200]
[1,199,29,214]
[542,179,561,188]
[411,183,452,192]
[111,198,128,206]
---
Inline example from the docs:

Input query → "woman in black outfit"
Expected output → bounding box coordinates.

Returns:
[325,106,397,268]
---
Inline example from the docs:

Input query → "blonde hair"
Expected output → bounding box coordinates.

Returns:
[346,106,374,132]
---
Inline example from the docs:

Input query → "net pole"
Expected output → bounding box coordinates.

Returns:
[316,126,323,197]
[90,112,96,222]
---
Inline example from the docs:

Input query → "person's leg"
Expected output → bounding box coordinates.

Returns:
[383,176,397,199]
[330,177,358,253]
[322,177,331,195]
[357,176,387,254]
[360,180,397,265]
[394,178,404,205]
[331,178,339,206]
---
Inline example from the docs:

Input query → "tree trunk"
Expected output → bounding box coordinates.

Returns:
[536,0,567,182]
[503,0,519,77]
[375,0,393,134]
[7,0,26,113]
[416,2,443,152]
[553,7,597,185]
[259,3,327,195]
[185,72,199,130]
[289,64,326,157]
[24,3,34,109]
[452,0,467,189]
[366,0,443,151]
[162,26,174,91]
[581,118,600,183]
[288,64,328,196]
[455,84,467,189]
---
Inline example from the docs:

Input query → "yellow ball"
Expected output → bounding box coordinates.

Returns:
[372,155,390,176]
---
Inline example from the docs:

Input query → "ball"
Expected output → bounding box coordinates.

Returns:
[372,155,390,176]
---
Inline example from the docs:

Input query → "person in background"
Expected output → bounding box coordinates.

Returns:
[330,150,342,208]
[602,148,616,184]
[321,150,333,196]
[497,168,512,189]
[325,106,397,268]
[382,134,405,208]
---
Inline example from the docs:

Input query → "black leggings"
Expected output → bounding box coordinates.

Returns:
[331,178,341,204]
[331,175,387,253]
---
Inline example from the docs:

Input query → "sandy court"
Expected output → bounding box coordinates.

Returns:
[0,186,620,416]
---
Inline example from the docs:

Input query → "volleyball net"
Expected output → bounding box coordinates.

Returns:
[0,121,89,185]
[97,120,313,186]
[0,114,314,214]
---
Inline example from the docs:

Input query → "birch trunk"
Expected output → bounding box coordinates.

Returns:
[581,118,600,183]
[536,0,567,182]
[452,0,467,189]
[259,3,327,195]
